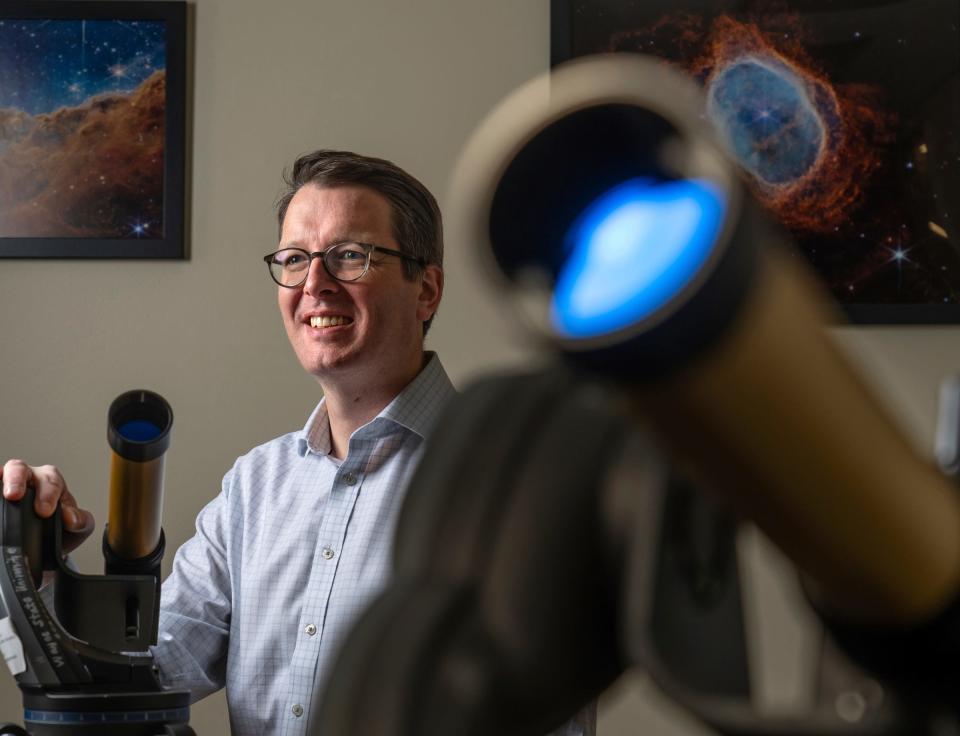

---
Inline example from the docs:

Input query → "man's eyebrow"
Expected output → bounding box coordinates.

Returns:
[280,235,377,250]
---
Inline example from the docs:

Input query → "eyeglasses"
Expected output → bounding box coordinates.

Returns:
[263,242,426,287]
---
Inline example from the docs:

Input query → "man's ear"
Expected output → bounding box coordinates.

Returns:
[416,264,444,323]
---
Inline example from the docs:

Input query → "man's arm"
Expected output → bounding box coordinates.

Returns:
[151,476,235,703]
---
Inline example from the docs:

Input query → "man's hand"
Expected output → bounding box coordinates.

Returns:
[1,460,96,554]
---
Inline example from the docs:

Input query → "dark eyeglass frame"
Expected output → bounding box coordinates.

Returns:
[263,242,427,287]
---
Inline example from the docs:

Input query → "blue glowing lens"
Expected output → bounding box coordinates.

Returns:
[551,177,726,339]
[117,420,163,442]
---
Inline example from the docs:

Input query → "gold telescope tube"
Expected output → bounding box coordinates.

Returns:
[639,247,960,626]
[105,390,172,566]
[449,53,960,627]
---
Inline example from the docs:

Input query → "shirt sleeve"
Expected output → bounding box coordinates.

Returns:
[150,469,236,703]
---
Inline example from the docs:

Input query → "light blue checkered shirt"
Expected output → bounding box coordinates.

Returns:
[152,353,595,736]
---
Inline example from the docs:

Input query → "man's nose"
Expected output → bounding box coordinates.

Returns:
[303,254,339,296]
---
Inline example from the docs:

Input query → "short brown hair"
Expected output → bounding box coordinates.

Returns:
[276,150,444,334]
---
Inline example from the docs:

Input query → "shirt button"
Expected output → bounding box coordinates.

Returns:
[322,547,335,560]
[343,472,357,486]
[305,623,317,636]
[292,704,304,718]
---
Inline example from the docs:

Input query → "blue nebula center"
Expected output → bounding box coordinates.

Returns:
[706,55,824,186]
[551,177,726,339]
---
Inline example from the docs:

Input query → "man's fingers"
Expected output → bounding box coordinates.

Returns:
[62,505,95,533]
[1,461,94,535]
[59,489,87,531]
[31,465,67,517]
[1,459,32,501]
[1,461,94,554]
[1,461,72,520]
[61,509,96,555]
[65,508,95,536]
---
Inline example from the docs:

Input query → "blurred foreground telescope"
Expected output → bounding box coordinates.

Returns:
[314,54,960,736]
[0,390,194,735]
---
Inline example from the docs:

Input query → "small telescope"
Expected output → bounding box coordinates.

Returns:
[0,390,194,735]
[105,390,171,576]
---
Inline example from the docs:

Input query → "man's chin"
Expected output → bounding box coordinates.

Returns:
[300,350,359,379]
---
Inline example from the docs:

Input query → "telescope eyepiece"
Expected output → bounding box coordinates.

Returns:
[450,54,754,376]
[108,390,172,463]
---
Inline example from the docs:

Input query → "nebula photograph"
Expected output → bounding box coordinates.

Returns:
[0,19,167,240]
[556,0,960,313]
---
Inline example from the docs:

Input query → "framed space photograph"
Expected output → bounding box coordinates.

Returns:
[552,0,960,323]
[0,1,186,259]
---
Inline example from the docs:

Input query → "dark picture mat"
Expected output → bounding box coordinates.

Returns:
[551,0,960,323]
[0,1,186,259]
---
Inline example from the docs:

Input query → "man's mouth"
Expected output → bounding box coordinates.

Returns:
[309,315,353,328]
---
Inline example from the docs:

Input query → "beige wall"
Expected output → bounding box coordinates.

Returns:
[1,0,958,733]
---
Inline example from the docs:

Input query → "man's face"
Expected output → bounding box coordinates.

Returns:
[277,184,441,386]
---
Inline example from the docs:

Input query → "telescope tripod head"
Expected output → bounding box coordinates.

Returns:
[0,391,194,736]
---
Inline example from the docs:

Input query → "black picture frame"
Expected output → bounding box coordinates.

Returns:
[0,0,187,259]
[551,0,960,324]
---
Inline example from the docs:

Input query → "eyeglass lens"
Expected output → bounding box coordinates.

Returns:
[269,244,369,286]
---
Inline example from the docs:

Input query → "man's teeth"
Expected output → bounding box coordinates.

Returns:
[310,316,351,328]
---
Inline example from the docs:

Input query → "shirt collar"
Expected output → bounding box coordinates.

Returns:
[297,352,456,457]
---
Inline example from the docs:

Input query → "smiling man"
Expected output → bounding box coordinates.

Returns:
[2,150,594,736]
[151,150,454,733]
[272,159,445,459]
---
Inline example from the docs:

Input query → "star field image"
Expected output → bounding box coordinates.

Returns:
[0,19,167,239]
[561,0,960,309]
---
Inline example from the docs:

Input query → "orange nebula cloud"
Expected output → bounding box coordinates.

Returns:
[0,70,165,238]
